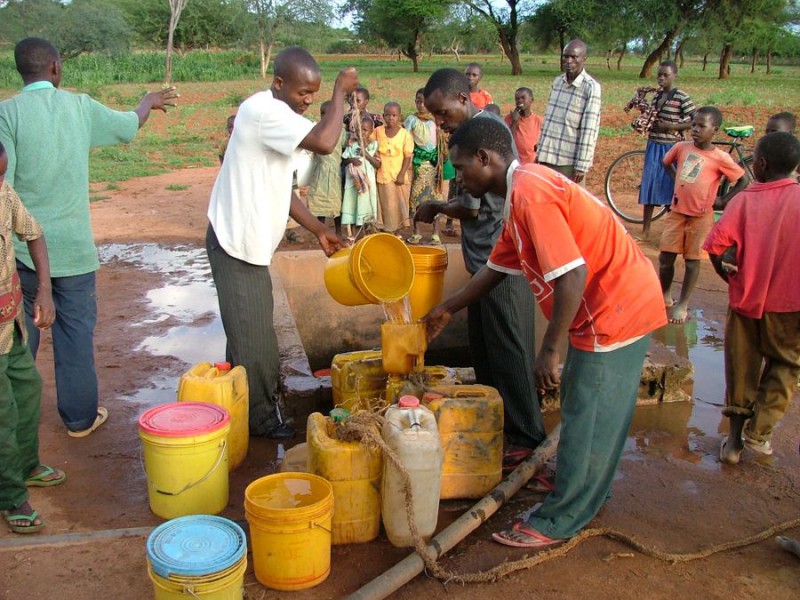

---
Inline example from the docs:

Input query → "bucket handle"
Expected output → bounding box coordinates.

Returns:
[311,520,331,534]
[143,439,228,497]
[183,586,201,600]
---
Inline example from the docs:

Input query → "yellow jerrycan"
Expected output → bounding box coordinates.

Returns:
[307,410,382,544]
[423,384,504,499]
[177,361,249,472]
[330,350,388,413]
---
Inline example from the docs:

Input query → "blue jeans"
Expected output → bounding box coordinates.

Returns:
[16,261,99,432]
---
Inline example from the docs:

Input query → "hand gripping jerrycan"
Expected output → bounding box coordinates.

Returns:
[307,410,382,544]
[177,362,249,472]
[381,395,442,548]
[423,384,504,499]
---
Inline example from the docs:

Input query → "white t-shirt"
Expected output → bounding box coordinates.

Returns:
[208,89,315,265]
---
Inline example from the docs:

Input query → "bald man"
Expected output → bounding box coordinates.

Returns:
[537,39,601,184]
[206,47,358,439]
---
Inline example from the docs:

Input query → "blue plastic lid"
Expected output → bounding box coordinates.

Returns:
[146,515,246,578]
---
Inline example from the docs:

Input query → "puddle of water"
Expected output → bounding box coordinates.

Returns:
[98,244,225,404]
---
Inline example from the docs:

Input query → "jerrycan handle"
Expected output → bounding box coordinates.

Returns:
[451,388,488,399]
[398,395,422,428]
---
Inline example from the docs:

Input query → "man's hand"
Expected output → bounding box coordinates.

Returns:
[413,201,442,224]
[534,348,561,393]
[421,304,452,341]
[33,290,55,330]
[572,170,585,184]
[334,67,359,96]
[317,229,347,257]
[146,87,179,112]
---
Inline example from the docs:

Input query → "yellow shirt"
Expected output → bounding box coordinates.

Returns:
[371,126,414,184]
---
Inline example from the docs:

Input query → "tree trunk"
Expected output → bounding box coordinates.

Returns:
[258,35,267,79]
[264,41,274,78]
[499,31,522,75]
[676,37,687,68]
[606,50,612,70]
[766,50,772,74]
[616,44,626,70]
[165,14,177,83]
[719,44,733,79]
[750,47,757,73]
[639,22,684,78]
[702,51,709,71]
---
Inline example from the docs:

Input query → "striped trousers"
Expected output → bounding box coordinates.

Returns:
[468,273,544,449]
[205,225,284,435]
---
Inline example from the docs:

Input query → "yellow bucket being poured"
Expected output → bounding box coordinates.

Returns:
[324,233,415,306]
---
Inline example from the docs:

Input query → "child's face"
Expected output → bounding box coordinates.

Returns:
[765,118,793,134]
[383,105,401,127]
[690,113,718,146]
[656,66,676,89]
[361,119,374,139]
[514,90,532,112]
[464,66,482,90]
[415,93,426,113]
[355,92,368,111]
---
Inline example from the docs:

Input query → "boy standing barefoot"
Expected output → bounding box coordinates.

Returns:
[704,132,800,464]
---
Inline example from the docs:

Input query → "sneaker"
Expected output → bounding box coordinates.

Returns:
[265,422,296,440]
[743,433,773,455]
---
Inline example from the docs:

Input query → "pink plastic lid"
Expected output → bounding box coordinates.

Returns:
[138,402,230,437]
[214,362,232,372]
[398,395,420,408]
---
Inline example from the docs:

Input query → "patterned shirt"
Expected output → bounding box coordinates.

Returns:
[1,180,43,355]
[648,88,696,144]
[537,70,602,173]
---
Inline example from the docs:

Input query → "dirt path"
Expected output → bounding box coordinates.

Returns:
[2,137,799,599]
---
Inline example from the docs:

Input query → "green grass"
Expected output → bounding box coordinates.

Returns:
[1,51,798,184]
[166,184,189,191]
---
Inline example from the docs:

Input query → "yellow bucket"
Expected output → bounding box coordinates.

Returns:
[138,403,231,519]
[244,473,334,591]
[324,233,415,306]
[177,361,249,472]
[407,246,448,322]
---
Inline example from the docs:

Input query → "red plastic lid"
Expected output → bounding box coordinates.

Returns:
[214,362,232,372]
[138,402,230,437]
[398,395,420,408]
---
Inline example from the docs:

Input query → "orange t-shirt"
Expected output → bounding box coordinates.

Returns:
[662,142,745,216]
[504,113,543,164]
[470,89,493,110]
[488,164,667,351]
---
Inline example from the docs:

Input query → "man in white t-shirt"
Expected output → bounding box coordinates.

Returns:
[206,47,358,439]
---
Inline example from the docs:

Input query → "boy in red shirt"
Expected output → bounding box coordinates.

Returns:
[703,132,800,463]
[504,87,543,164]
[465,63,493,109]
[423,117,666,548]
[659,106,746,323]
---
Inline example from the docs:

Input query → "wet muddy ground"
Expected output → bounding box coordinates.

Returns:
[1,162,799,600]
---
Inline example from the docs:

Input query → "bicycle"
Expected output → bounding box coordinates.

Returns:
[604,125,756,224]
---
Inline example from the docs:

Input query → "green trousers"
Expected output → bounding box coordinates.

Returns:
[0,326,43,510]
[529,335,650,540]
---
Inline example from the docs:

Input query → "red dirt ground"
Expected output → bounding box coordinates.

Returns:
[1,128,799,600]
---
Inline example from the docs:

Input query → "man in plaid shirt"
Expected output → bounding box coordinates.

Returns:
[536,39,602,184]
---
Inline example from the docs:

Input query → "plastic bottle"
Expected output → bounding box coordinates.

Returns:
[381,395,442,548]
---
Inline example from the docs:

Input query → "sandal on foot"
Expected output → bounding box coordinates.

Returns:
[492,522,563,548]
[719,438,743,465]
[524,473,556,493]
[4,508,45,534]
[743,433,773,456]
[407,234,422,245]
[430,234,442,245]
[67,407,109,438]
[25,465,67,487]
[502,448,533,472]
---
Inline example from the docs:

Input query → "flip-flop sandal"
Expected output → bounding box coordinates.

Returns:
[25,465,67,487]
[492,522,563,548]
[719,438,743,465]
[524,474,556,493]
[502,448,533,472]
[4,509,45,534]
[67,407,109,438]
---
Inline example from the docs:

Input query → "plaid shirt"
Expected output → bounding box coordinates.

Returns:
[0,180,42,355]
[537,70,602,173]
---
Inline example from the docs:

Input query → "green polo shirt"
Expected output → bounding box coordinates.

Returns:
[0,81,139,276]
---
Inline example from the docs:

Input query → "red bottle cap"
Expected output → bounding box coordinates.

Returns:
[398,395,420,408]
[214,362,231,372]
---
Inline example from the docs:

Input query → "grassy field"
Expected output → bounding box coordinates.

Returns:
[1,51,798,185]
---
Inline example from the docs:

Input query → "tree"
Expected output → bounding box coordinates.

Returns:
[0,0,64,45]
[637,0,706,79]
[464,0,536,75]
[713,0,786,79]
[528,1,589,56]
[166,0,190,83]
[51,0,132,59]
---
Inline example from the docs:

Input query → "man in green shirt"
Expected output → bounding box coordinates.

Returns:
[0,37,177,437]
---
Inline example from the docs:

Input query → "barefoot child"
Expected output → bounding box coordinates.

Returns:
[0,140,60,534]
[405,89,444,245]
[704,132,800,464]
[372,101,413,235]
[659,106,746,323]
[504,87,543,165]
[307,101,347,234]
[341,116,380,240]
[465,63,493,109]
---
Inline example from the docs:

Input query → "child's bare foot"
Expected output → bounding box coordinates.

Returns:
[663,294,675,308]
[668,303,690,324]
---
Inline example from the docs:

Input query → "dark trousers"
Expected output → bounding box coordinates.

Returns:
[17,262,98,431]
[205,224,284,435]
[468,274,544,448]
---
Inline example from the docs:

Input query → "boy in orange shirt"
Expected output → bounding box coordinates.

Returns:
[504,87,543,164]
[465,63,493,109]
[424,117,666,548]
[659,106,746,323]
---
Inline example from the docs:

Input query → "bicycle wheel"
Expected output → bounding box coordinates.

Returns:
[605,150,663,224]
